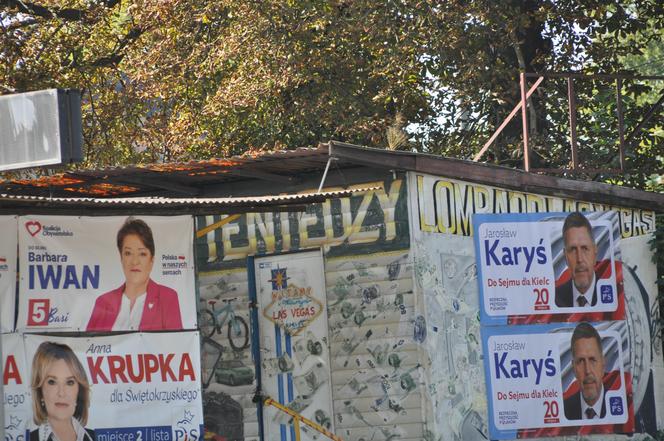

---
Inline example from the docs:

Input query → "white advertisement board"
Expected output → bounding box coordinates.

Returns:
[482,322,634,439]
[255,250,335,441]
[1,216,18,333]
[473,212,624,325]
[22,332,203,441]
[17,215,196,332]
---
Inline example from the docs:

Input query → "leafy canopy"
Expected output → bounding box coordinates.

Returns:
[0,0,662,184]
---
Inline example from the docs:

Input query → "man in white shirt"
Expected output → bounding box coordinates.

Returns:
[563,322,607,420]
[555,212,599,308]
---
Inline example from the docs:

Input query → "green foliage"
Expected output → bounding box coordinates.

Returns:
[648,174,664,354]
[0,0,662,175]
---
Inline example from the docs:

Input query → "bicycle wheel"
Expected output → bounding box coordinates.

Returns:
[198,310,217,337]
[227,316,249,350]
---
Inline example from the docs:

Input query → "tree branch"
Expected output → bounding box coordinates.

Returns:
[89,27,143,67]
[1,0,120,21]
[2,0,83,21]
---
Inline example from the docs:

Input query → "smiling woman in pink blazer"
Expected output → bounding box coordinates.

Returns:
[86,218,182,332]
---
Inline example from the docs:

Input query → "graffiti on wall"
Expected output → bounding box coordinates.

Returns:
[408,172,663,441]
[196,180,409,271]
[194,177,412,441]
[198,270,254,441]
[412,235,487,441]
[415,174,656,238]
[262,265,324,336]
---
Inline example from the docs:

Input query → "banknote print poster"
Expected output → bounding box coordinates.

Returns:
[254,250,335,441]
[22,332,203,441]
[473,211,624,325]
[17,215,196,332]
[481,322,634,439]
[0,216,17,333]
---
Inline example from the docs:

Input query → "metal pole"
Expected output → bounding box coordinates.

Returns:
[247,256,264,441]
[616,78,626,171]
[317,157,335,194]
[520,72,530,171]
[567,77,579,170]
[473,76,544,162]
[294,416,302,441]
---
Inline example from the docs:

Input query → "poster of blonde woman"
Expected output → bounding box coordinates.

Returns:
[23,332,203,440]
[29,341,96,441]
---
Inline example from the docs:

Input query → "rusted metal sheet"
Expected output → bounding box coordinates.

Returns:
[0,147,332,198]
[0,187,376,212]
[1,141,663,212]
[328,142,664,211]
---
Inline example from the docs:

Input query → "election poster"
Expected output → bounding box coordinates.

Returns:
[0,216,17,333]
[481,321,634,439]
[473,211,624,325]
[255,250,335,441]
[16,215,196,332]
[2,333,30,441]
[22,332,203,441]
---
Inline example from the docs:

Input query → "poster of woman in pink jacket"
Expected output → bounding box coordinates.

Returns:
[86,218,183,331]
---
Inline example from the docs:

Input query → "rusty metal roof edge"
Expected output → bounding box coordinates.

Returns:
[327,140,664,211]
[0,186,376,207]
[3,146,328,183]
[85,146,327,174]
[0,146,331,196]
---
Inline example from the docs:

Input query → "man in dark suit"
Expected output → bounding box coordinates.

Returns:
[555,212,599,308]
[564,322,607,420]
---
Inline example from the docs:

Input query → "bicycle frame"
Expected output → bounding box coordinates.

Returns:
[209,300,235,330]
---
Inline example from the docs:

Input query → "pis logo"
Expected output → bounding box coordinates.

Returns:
[173,411,200,441]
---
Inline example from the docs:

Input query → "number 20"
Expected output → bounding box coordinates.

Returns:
[534,288,549,306]
[544,400,559,418]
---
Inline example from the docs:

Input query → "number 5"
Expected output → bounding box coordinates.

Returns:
[27,299,50,326]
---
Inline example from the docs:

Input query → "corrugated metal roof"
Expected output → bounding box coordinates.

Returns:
[0,187,375,211]
[0,146,337,198]
[1,140,663,211]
